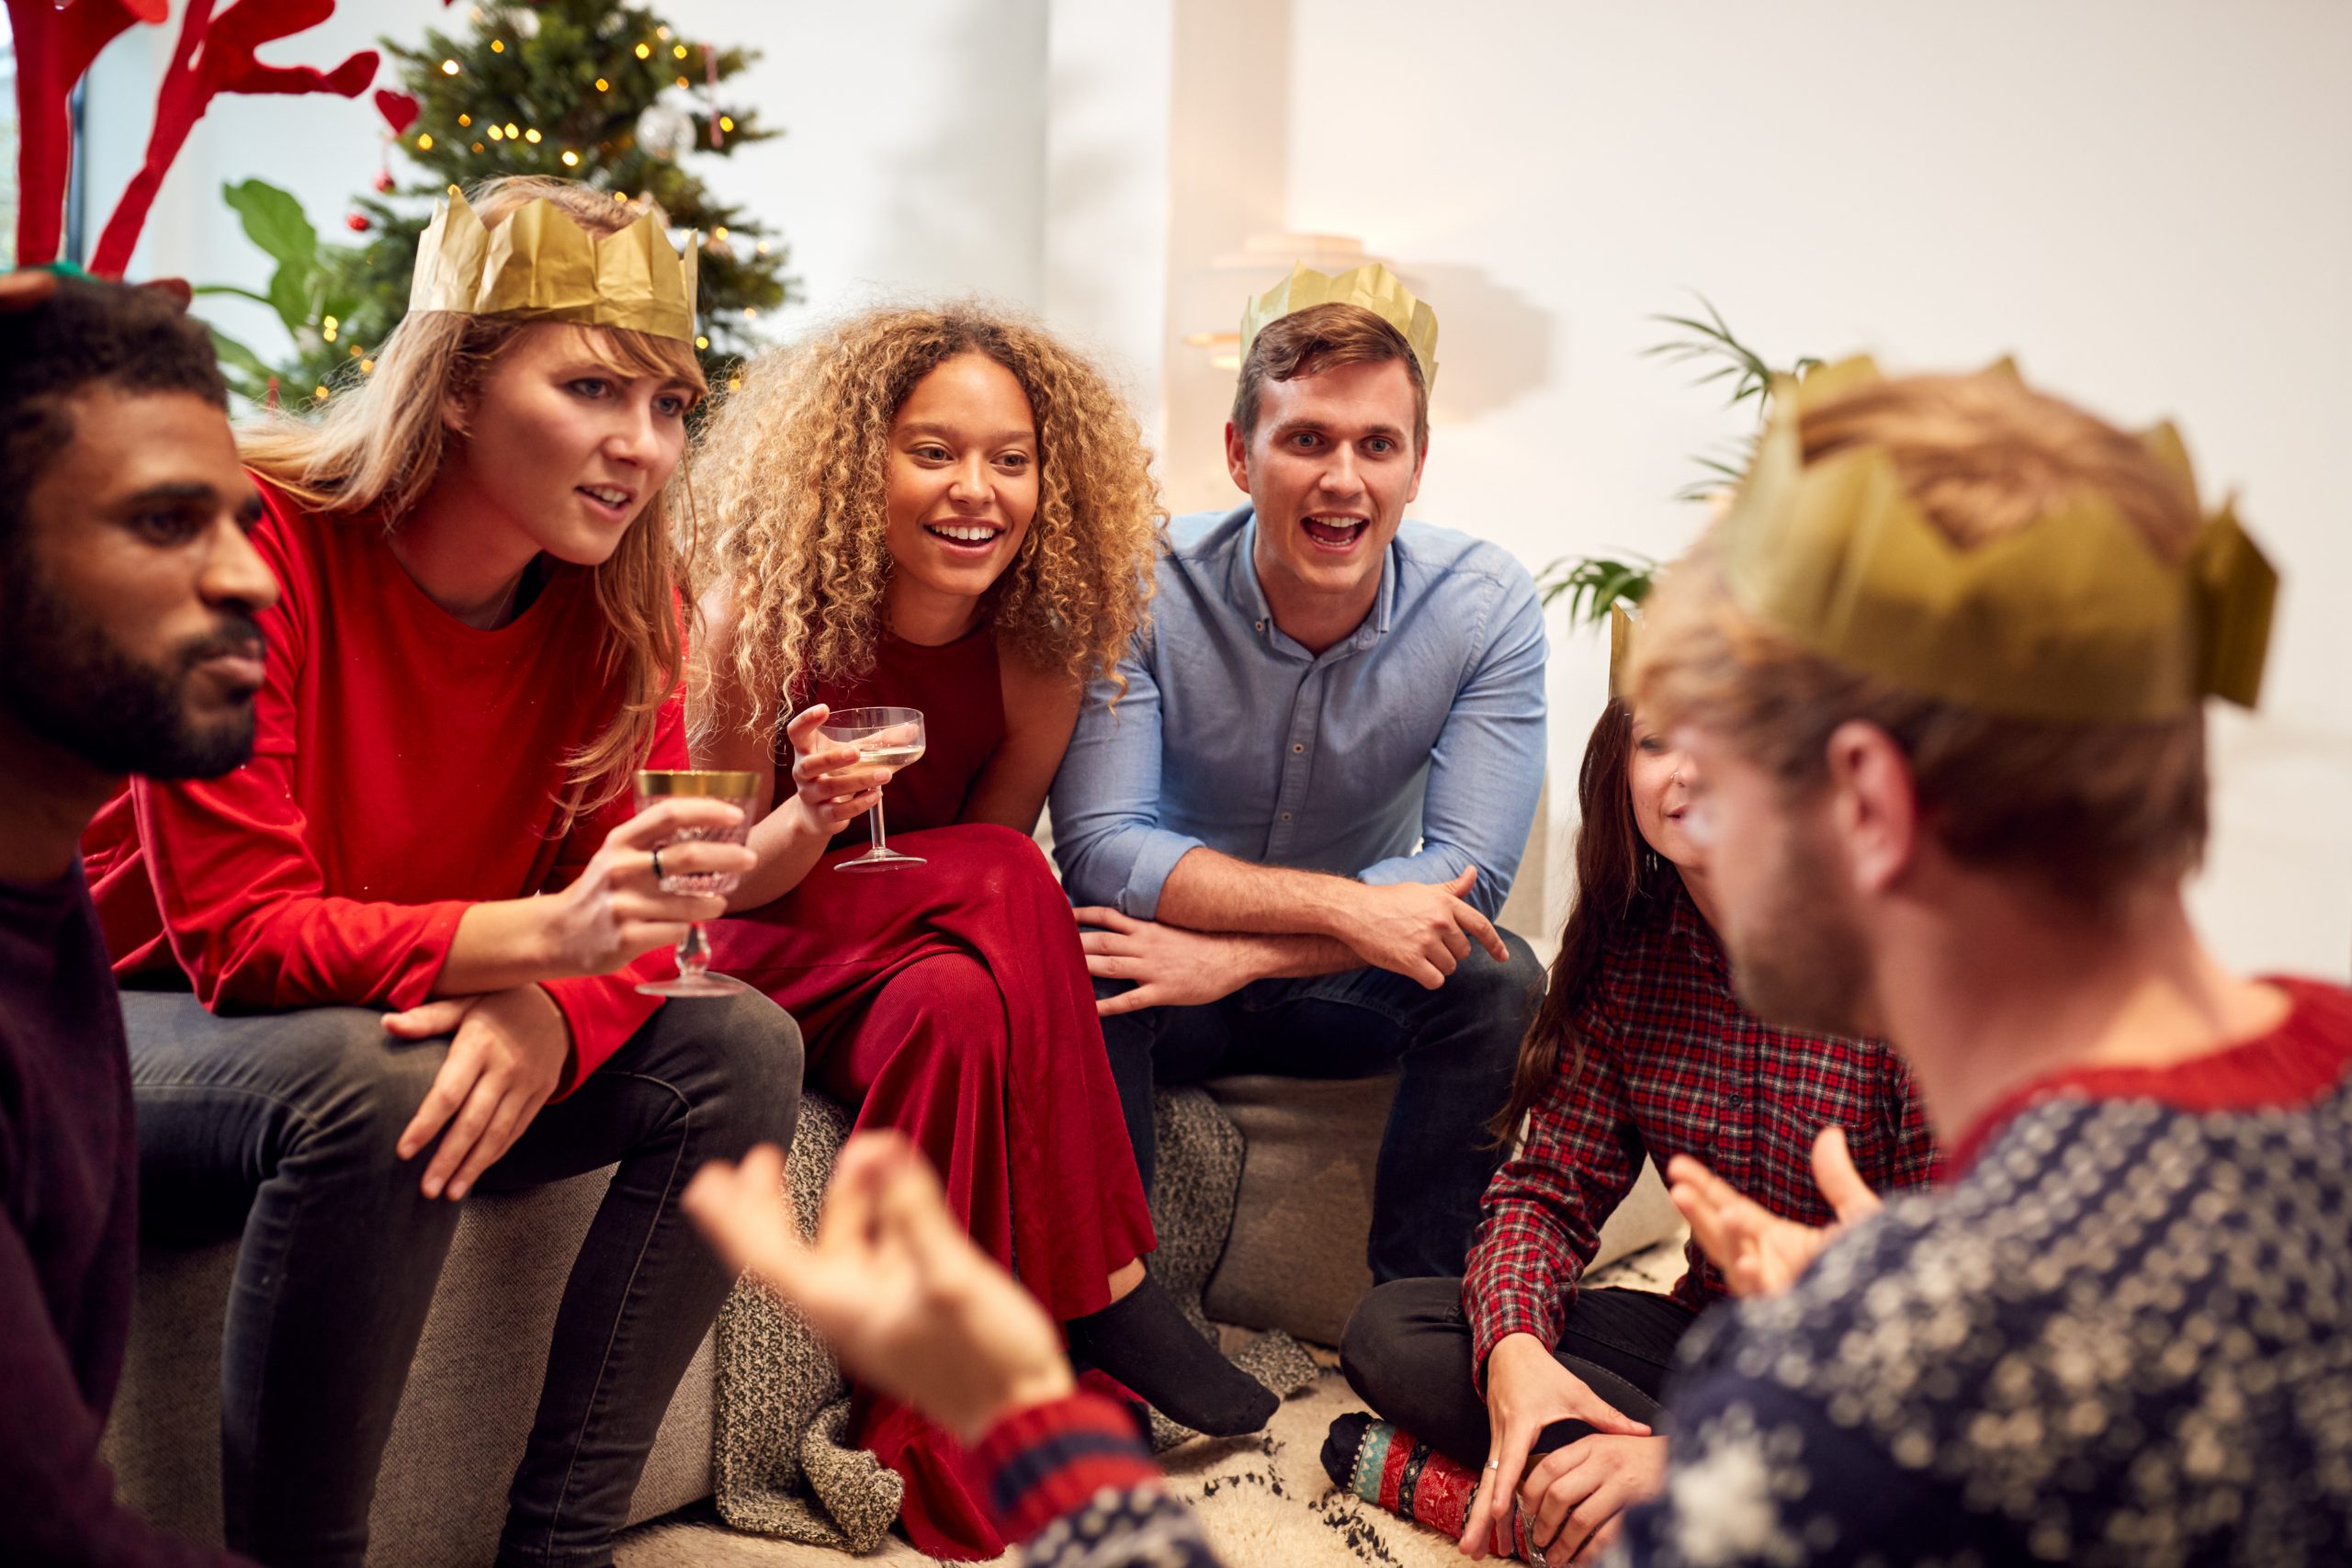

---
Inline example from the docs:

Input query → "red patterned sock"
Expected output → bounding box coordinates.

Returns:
[1323,1413,1530,1559]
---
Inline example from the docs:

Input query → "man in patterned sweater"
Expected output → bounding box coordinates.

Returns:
[1608,358,2349,1566]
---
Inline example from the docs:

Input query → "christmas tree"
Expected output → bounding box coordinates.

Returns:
[293,0,791,397]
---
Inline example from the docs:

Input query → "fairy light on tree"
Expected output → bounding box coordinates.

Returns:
[212,0,792,402]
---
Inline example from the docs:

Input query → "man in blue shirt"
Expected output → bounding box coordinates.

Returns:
[1050,269,1548,1281]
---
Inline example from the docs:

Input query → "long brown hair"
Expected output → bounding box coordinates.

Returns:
[240,175,707,820]
[1490,699,1681,1142]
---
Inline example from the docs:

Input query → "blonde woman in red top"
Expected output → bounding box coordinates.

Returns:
[80,177,802,1568]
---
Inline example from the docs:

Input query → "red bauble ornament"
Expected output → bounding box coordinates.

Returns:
[346,212,371,231]
[372,169,395,193]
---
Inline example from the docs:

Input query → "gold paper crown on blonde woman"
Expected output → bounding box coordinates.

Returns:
[408,186,700,344]
[1238,261,1440,390]
[1713,355,2278,723]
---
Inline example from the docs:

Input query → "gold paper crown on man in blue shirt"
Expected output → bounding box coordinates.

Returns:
[1627,355,2278,724]
[1238,261,1440,393]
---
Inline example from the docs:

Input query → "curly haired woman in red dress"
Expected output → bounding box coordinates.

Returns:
[690,304,1277,1558]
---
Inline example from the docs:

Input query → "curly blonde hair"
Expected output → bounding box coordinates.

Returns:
[693,302,1163,738]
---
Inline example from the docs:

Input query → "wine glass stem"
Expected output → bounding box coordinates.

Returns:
[868,791,889,856]
[676,920,711,982]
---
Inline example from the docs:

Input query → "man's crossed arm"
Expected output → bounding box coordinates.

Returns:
[1076,846,1506,1017]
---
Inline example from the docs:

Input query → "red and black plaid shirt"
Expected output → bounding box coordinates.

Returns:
[1462,888,1938,1379]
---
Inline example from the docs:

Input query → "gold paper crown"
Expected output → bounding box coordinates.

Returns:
[408,186,700,344]
[1238,262,1439,391]
[1713,356,2278,722]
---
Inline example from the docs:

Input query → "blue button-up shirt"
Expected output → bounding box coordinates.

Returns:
[1050,505,1548,923]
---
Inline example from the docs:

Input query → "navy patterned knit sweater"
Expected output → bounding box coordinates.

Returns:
[1618,978,2352,1567]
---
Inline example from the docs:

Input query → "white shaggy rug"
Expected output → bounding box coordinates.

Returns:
[614,1235,1687,1567]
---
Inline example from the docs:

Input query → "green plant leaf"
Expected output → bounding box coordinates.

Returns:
[1535,552,1658,624]
[188,283,277,308]
[223,179,318,270]
[266,264,312,338]
[204,325,280,404]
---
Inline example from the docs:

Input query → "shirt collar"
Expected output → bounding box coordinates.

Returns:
[1666,879,1733,992]
[1228,505,1397,658]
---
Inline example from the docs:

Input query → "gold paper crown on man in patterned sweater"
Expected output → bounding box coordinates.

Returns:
[408,186,700,345]
[1684,355,2278,723]
[1238,261,1441,393]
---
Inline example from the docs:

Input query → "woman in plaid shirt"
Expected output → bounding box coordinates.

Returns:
[1331,693,1939,1562]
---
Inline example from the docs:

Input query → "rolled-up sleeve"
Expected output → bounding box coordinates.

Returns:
[1047,647,1204,919]
[1355,570,1548,919]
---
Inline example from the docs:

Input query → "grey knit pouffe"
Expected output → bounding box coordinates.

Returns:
[1139,1088,1319,1452]
[710,1097,904,1553]
[707,1088,1315,1547]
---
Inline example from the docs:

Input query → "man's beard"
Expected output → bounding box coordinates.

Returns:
[1723,821,1875,1039]
[1,562,261,781]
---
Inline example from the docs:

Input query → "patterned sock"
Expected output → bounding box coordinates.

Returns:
[1321,1413,1529,1560]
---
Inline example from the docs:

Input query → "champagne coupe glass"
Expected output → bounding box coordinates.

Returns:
[632,768,762,997]
[819,706,928,872]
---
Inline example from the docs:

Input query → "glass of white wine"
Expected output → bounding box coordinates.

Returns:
[632,768,762,997]
[818,706,928,872]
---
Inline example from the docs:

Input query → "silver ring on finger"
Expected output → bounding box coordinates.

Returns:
[650,846,666,885]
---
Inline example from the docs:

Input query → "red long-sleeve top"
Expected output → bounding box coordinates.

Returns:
[82,478,679,1089]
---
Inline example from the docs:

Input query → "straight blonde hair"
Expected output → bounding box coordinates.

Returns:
[241,176,707,820]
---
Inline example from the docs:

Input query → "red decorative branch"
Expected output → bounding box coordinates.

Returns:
[89,0,377,276]
[6,0,169,265]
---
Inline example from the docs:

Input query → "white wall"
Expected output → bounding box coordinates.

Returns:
[85,0,2352,976]
[88,0,1054,353]
[1253,0,2352,976]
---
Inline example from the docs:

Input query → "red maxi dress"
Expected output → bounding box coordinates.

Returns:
[705,625,1155,1560]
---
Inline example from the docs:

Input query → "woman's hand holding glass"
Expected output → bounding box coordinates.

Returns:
[816,706,928,872]
[630,773,763,997]
[533,796,754,977]
[782,704,891,838]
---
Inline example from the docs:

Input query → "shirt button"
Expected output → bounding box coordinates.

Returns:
[1254,620,1265,632]
[1292,742,1305,753]
[1281,811,1292,820]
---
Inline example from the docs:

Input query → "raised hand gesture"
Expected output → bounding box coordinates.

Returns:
[683,1132,1075,1445]
[1668,1126,1883,1299]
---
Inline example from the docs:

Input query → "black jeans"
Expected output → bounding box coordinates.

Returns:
[1098,930,1542,1282]
[1340,1275,1698,1467]
[124,988,803,1568]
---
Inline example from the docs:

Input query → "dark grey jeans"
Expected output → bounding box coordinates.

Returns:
[124,988,802,1568]
[1097,929,1543,1283]
[1340,1275,1698,1467]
